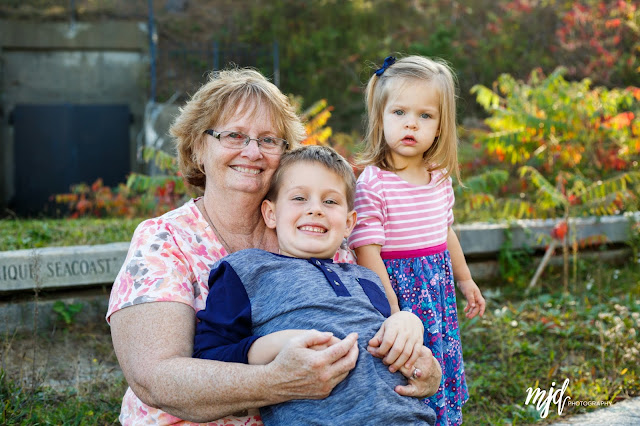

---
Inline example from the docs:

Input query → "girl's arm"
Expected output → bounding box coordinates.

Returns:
[447,227,486,318]
[354,244,399,313]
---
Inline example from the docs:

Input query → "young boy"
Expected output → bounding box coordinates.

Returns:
[193,145,437,425]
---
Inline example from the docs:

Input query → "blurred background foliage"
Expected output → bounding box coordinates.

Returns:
[2,4,639,422]
[211,0,640,131]
[2,0,638,129]
[2,0,639,224]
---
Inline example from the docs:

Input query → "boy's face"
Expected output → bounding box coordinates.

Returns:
[262,161,356,259]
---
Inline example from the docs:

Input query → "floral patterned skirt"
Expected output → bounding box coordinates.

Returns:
[384,250,468,426]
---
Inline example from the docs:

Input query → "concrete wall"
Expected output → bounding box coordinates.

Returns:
[144,102,180,174]
[0,20,149,211]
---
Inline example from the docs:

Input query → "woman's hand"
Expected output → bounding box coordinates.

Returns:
[366,311,424,373]
[395,346,442,398]
[265,330,359,401]
[308,334,343,351]
[457,279,486,319]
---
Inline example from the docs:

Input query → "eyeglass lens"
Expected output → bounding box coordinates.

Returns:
[217,131,286,153]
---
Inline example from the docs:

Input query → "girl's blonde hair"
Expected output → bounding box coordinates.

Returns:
[170,68,306,190]
[359,55,460,182]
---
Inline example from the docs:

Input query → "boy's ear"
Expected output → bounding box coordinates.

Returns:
[343,210,357,238]
[261,199,277,229]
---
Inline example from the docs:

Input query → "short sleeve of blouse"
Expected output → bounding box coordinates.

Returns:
[106,200,225,322]
[348,167,386,250]
[445,176,455,227]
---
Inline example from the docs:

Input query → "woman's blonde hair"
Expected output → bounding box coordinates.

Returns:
[359,55,460,182]
[170,68,306,190]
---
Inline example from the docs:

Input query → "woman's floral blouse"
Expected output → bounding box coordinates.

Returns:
[107,198,354,425]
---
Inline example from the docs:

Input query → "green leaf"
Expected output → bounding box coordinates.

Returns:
[471,85,501,110]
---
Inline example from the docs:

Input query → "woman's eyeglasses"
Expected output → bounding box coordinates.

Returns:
[204,130,289,154]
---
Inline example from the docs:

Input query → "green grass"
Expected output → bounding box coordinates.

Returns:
[1,370,126,425]
[1,262,637,424]
[1,320,127,425]
[0,218,141,251]
[462,260,640,424]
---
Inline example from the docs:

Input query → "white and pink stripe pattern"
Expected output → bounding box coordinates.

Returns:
[348,165,454,258]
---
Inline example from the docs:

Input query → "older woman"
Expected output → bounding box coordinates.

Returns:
[107,68,441,425]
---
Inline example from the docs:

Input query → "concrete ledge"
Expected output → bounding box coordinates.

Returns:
[0,288,111,334]
[0,217,635,333]
[0,248,631,334]
[0,243,128,293]
[456,212,640,256]
[1,214,637,294]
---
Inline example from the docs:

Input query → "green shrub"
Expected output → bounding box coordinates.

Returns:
[458,68,640,222]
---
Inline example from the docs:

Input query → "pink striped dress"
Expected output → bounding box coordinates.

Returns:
[348,165,468,426]
[348,165,454,256]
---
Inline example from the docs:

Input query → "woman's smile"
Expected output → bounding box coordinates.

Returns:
[230,164,263,175]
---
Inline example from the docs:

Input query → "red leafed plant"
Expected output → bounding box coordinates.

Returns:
[555,0,639,86]
[54,177,188,219]
[550,221,568,241]
[465,67,640,291]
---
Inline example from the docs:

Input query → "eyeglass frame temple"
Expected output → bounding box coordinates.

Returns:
[204,129,220,138]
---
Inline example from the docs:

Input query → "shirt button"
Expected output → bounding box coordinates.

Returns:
[334,280,340,286]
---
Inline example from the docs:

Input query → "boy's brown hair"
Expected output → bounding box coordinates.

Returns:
[266,145,356,210]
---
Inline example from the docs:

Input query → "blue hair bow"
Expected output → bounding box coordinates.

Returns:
[374,56,396,76]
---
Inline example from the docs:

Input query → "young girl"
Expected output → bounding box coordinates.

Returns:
[348,55,486,426]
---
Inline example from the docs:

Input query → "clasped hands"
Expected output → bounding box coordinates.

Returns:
[268,311,440,401]
[367,311,441,397]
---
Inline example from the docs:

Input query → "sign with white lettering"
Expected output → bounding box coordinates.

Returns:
[0,243,129,292]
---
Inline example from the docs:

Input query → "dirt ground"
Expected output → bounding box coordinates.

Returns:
[1,322,123,391]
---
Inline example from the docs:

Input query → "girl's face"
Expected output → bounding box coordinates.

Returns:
[382,78,441,168]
